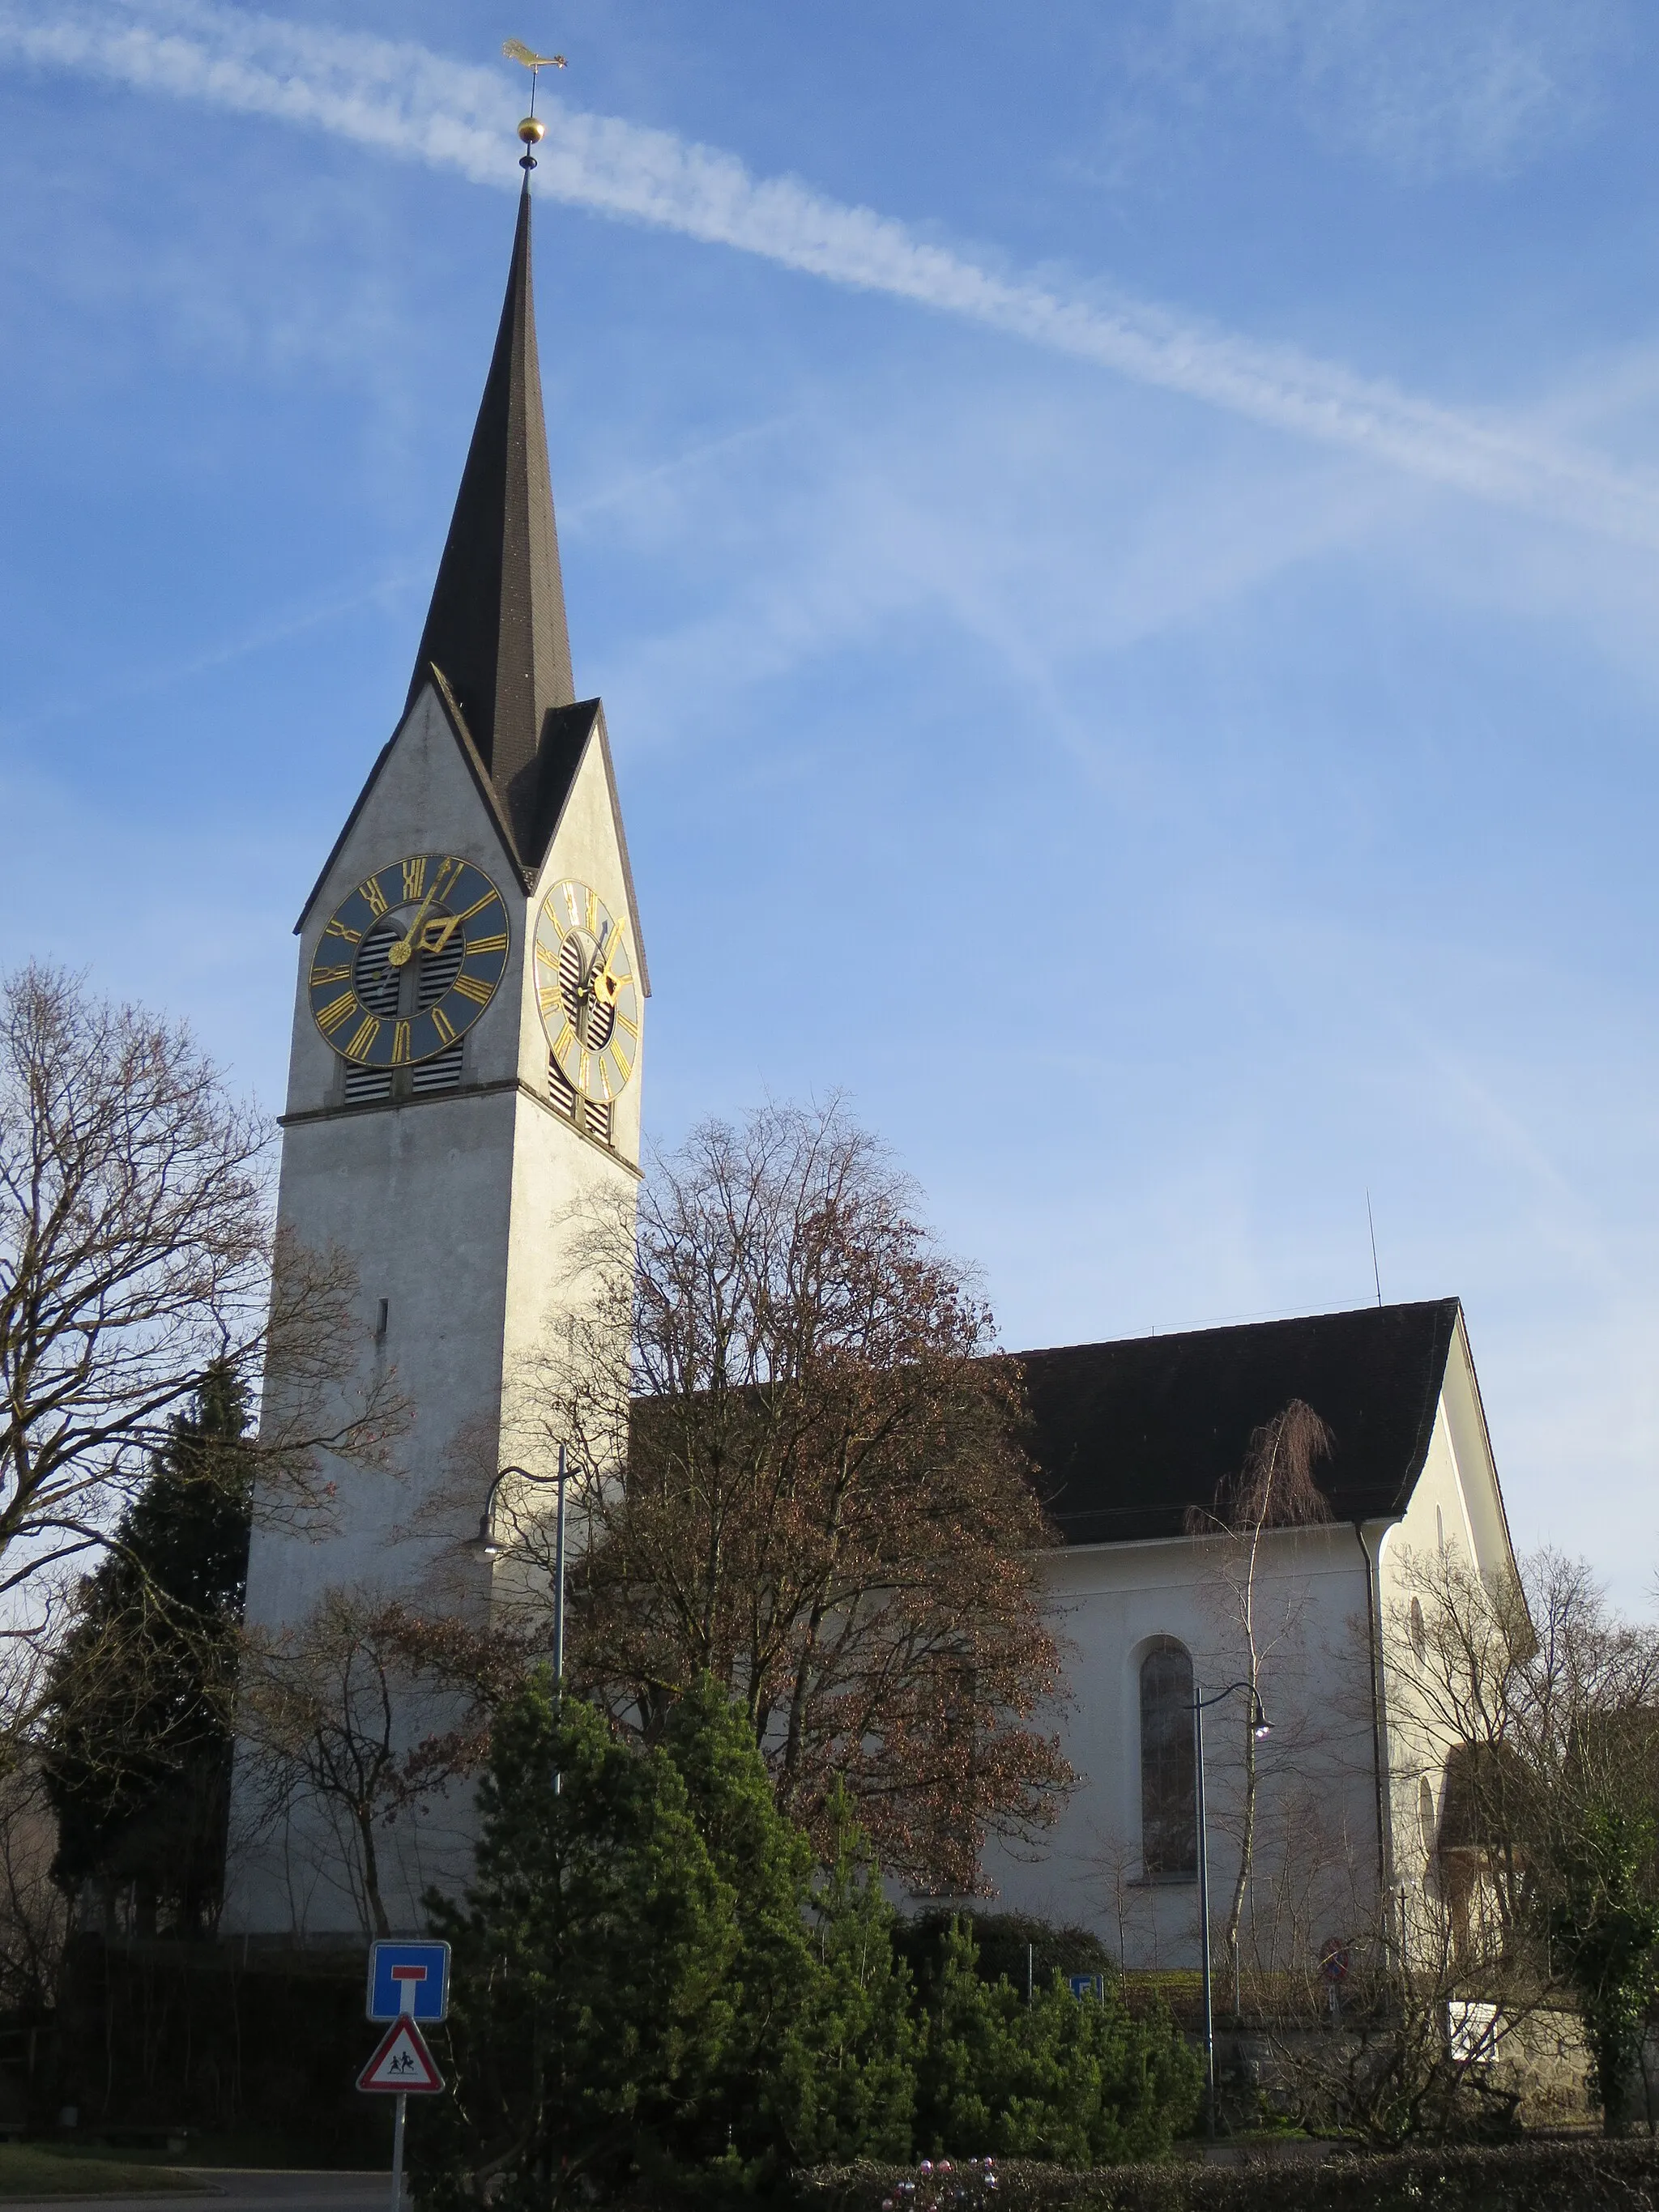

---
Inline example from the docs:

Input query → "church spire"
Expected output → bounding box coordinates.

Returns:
[407,178,575,845]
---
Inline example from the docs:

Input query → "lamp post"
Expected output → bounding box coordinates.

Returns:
[467,1444,572,1680]
[1193,1679,1271,2139]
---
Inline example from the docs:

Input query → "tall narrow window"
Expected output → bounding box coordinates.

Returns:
[1140,1640,1197,1880]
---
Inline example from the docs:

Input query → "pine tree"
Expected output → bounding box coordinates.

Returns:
[422,1677,738,2210]
[41,1360,251,1935]
[913,1920,1202,2163]
[422,1674,919,2206]
[659,1679,916,2179]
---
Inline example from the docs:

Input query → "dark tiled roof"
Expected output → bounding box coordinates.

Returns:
[1017,1298,1461,1546]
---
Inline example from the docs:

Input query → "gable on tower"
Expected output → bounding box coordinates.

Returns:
[292,180,647,988]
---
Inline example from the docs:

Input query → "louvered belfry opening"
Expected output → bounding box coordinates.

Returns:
[341,918,464,1109]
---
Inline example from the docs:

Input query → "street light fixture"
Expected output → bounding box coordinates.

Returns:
[1192,1679,1271,2139]
[466,1444,574,1683]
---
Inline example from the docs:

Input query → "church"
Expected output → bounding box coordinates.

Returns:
[223,172,1516,1971]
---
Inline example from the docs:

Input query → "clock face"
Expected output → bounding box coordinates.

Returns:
[309,853,511,1068]
[534,879,641,1102]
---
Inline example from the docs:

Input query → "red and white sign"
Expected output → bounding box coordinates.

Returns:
[357,2016,445,2095]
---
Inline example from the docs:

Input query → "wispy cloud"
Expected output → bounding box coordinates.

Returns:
[1141,0,1624,180]
[3,0,1658,548]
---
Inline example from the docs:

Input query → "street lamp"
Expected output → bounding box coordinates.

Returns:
[466,1444,574,1682]
[1193,1679,1271,2138]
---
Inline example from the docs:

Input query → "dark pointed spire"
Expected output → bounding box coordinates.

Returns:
[407,179,575,849]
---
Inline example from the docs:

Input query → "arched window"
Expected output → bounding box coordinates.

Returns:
[1410,1597,1427,1660]
[1140,1640,1196,1880]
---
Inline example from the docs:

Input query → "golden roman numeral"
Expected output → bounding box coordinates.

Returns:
[467,931,509,957]
[392,1021,411,1064]
[539,985,562,1016]
[401,855,426,901]
[584,888,599,934]
[431,1006,458,1046]
[552,1021,576,1060]
[310,962,352,987]
[316,991,357,1036]
[452,973,493,1005]
[615,1012,640,1041]
[324,918,362,944]
[455,890,501,925]
[359,876,389,917]
[345,1015,381,1061]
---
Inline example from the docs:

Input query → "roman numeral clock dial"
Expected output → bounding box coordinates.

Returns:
[309,854,510,1068]
[534,879,640,1105]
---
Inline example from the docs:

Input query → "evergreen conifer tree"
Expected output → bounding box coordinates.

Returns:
[912,1920,1201,2163]
[41,1359,251,1934]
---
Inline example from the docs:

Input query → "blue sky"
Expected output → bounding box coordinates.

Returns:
[3,0,1659,1603]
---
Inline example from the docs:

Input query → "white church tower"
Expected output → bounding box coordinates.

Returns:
[224,177,647,1937]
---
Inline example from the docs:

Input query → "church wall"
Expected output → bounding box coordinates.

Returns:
[1379,1346,1517,1916]
[980,1526,1381,1975]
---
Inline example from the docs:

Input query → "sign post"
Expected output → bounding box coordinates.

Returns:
[360,1942,450,2212]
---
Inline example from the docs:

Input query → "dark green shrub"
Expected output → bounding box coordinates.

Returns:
[914,1921,1201,2164]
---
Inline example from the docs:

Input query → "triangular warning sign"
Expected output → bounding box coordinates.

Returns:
[357,2015,445,2095]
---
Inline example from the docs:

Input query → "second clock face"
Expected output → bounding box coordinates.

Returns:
[309,853,511,1068]
[534,878,641,1102]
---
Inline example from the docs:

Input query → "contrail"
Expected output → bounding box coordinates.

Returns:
[6,0,1658,548]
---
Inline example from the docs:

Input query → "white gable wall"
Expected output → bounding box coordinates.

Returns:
[1378,1320,1516,1900]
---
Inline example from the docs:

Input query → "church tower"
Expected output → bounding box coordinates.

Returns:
[224,180,646,1937]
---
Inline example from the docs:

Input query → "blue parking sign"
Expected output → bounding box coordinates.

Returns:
[367,1940,450,2022]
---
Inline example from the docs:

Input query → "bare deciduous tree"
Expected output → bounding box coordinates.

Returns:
[1187,1400,1333,2008]
[1388,1546,1659,2130]
[0,963,402,1629]
[237,1592,527,1937]
[503,1100,1071,1893]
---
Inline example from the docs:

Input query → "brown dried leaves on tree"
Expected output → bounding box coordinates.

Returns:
[510,1101,1071,1894]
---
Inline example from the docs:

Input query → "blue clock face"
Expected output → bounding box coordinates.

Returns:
[309,854,511,1068]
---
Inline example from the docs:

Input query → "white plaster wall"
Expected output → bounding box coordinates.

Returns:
[225,689,646,1937]
[983,1523,1380,1974]
[1378,1321,1518,1894]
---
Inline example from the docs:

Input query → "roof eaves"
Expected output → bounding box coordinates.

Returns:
[1377,1294,1461,1517]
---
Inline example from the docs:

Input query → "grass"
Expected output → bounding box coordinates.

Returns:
[0,2143,203,2197]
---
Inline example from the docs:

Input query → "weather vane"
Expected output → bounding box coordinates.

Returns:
[504,37,566,170]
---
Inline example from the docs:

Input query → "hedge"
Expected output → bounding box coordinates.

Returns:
[795,2139,1659,2212]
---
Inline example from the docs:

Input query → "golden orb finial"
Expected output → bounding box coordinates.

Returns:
[504,37,565,169]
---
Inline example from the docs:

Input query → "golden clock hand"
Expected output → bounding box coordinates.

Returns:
[388,859,461,969]
[591,920,626,1008]
[418,913,462,956]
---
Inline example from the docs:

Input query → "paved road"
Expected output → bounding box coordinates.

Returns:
[5,2172,392,2212]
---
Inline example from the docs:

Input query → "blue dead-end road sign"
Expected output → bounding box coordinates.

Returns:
[367,1940,450,2022]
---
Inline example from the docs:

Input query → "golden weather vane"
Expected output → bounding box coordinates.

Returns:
[504,36,567,168]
